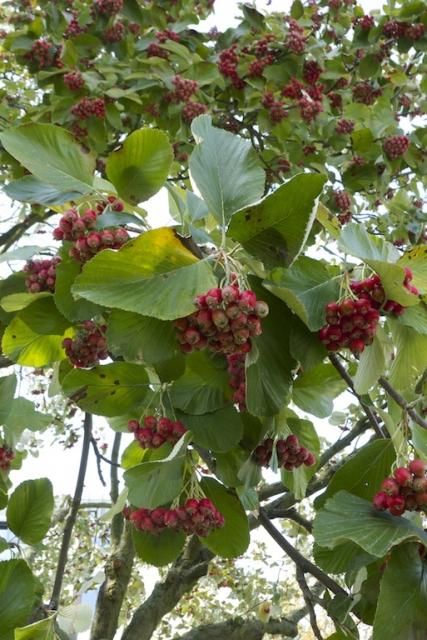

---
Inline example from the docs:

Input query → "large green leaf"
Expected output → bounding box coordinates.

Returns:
[189,115,265,225]
[4,176,81,205]
[132,528,185,567]
[0,560,36,640]
[228,174,326,268]
[72,228,216,320]
[200,477,250,557]
[398,245,427,294]
[281,417,320,499]
[389,322,427,392]
[313,541,376,575]
[339,223,400,263]
[293,363,347,418]
[313,491,427,557]
[265,257,341,330]
[353,334,387,395]
[178,406,243,452]
[319,440,396,507]
[245,279,296,417]
[54,255,102,322]
[373,543,427,640]
[61,363,150,417]
[170,351,231,415]
[0,375,17,425]
[14,615,56,640]
[124,455,185,508]
[2,298,71,366]
[106,128,173,204]
[3,398,52,442]
[7,479,54,545]
[0,124,95,194]
[365,261,420,307]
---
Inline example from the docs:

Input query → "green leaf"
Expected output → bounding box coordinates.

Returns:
[170,351,230,415]
[293,363,347,418]
[124,455,185,508]
[1,292,52,313]
[0,375,17,425]
[189,115,265,225]
[319,440,396,506]
[72,228,216,320]
[281,418,320,499]
[313,491,427,557]
[7,478,54,545]
[228,174,326,268]
[200,477,250,557]
[178,406,243,452]
[61,363,150,417]
[0,560,36,639]
[132,528,185,567]
[0,247,47,264]
[245,279,296,417]
[366,261,420,307]
[339,223,400,263]
[359,55,381,79]
[398,304,427,334]
[2,298,71,366]
[398,245,427,294]
[353,334,386,395]
[3,398,52,441]
[4,176,81,205]
[0,124,95,194]
[373,543,427,640]
[14,615,56,640]
[106,128,173,204]
[389,322,427,392]
[265,257,341,330]
[313,541,376,575]
[54,255,102,322]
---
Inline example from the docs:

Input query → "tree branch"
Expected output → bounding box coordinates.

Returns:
[296,568,323,640]
[173,616,298,640]
[0,210,54,252]
[378,376,427,430]
[49,413,92,610]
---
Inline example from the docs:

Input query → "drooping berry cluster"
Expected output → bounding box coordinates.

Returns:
[352,81,382,106]
[174,286,269,355]
[128,498,224,537]
[335,118,355,134]
[218,46,245,89]
[373,460,427,516]
[71,97,106,119]
[0,446,15,471]
[319,298,380,354]
[383,135,410,160]
[24,39,62,70]
[53,207,98,241]
[24,257,61,293]
[128,416,187,449]
[227,353,246,411]
[252,436,316,470]
[104,21,125,43]
[248,55,274,78]
[147,43,169,59]
[156,29,180,43]
[303,60,322,85]
[64,16,86,39]
[63,71,85,91]
[168,75,198,102]
[94,0,123,15]
[286,19,306,54]
[353,15,375,30]
[350,268,418,317]
[383,20,425,40]
[69,228,129,262]
[182,101,208,123]
[62,321,108,368]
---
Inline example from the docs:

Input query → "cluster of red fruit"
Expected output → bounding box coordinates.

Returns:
[0,446,15,471]
[103,22,125,43]
[261,92,288,124]
[286,18,306,54]
[128,498,224,537]
[373,460,427,516]
[94,0,123,15]
[62,321,108,368]
[383,20,425,40]
[227,353,246,411]
[319,298,380,354]
[334,190,352,224]
[383,135,410,160]
[252,435,316,470]
[24,39,62,70]
[174,286,269,355]
[71,97,106,119]
[167,75,199,102]
[64,15,86,39]
[128,416,187,449]
[182,102,208,123]
[64,71,85,91]
[24,257,61,294]
[335,118,355,134]
[352,81,382,106]
[218,45,245,89]
[350,268,418,317]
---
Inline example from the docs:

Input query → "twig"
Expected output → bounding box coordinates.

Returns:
[49,413,92,610]
[110,432,123,547]
[328,353,385,438]
[90,435,121,488]
[378,376,427,431]
[296,568,323,640]
[258,508,348,597]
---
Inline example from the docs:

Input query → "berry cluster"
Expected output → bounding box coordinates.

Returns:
[354,15,375,30]
[334,190,351,212]
[128,498,225,537]
[174,286,269,355]
[182,101,208,123]
[0,446,15,471]
[71,123,88,140]
[168,76,198,102]
[252,436,316,470]
[24,39,62,70]
[303,60,322,85]
[53,207,98,241]
[147,43,169,59]
[319,298,380,354]
[383,20,424,40]
[350,268,418,316]
[218,46,245,89]
[63,71,84,91]
[24,257,61,293]
[352,81,382,106]
[63,321,108,368]
[69,228,129,262]
[64,16,86,39]
[227,353,246,411]
[298,96,323,123]
[104,22,125,43]
[94,0,123,15]
[71,97,106,119]
[128,416,187,449]
[286,19,306,54]
[383,135,410,160]
[281,78,303,99]
[335,119,354,134]
[373,460,427,516]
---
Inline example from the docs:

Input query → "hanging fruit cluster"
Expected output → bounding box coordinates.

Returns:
[252,436,316,470]
[127,498,225,537]
[24,257,61,293]
[174,285,269,355]
[350,268,418,316]
[373,460,427,516]
[128,416,187,449]
[0,446,15,471]
[62,321,108,368]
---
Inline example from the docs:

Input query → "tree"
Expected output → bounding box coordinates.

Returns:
[0,0,426,637]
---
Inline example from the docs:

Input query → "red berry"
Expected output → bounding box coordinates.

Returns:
[409,459,427,478]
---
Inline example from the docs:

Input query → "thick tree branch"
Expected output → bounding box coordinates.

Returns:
[173,616,298,640]
[329,353,385,438]
[49,413,92,610]
[378,376,427,430]
[0,210,54,252]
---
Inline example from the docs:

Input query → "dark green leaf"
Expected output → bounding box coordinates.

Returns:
[132,528,185,567]
[293,363,347,418]
[124,455,185,508]
[178,406,243,452]
[0,560,36,639]
[7,479,54,545]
